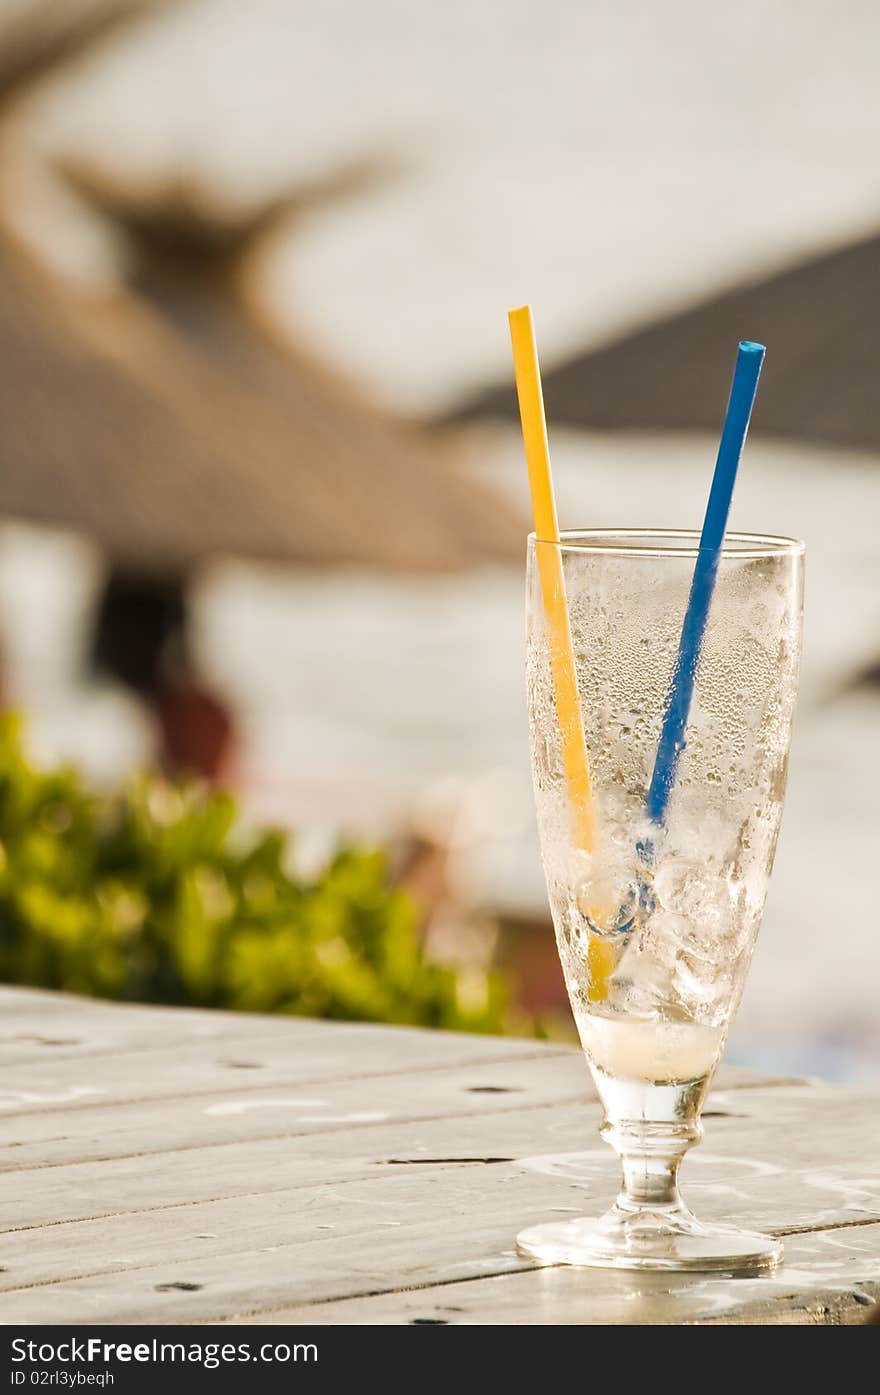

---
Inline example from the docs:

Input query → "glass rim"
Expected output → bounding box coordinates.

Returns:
[528,528,805,560]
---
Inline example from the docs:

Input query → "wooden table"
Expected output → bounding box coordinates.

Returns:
[1,986,878,1325]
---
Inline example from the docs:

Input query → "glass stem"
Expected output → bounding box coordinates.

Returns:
[602,1116,702,1214]
[619,1152,682,1210]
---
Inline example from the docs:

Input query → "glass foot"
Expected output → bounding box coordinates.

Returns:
[517,1203,783,1273]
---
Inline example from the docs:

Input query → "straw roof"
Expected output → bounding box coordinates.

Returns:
[0,2,171,105]
[0,11,524,575]
[456,229,880,452]
[0,229,524,572]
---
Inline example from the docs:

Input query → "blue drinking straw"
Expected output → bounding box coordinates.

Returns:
[644,340,766,828]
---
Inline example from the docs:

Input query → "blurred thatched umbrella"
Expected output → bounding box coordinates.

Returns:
[0,1,173,101]
[455,229,880,452]
[0,227,523,571]
[0,18,526,779]
[0,5,525,574]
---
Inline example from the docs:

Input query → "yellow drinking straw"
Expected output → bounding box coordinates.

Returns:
[508,305,614,1000]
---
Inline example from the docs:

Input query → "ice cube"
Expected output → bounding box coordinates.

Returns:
[575,874,641,937]
[671,952,733,1020]
[608,913,682,1016]
[654,858,728,932]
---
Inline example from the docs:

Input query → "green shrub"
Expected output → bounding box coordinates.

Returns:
[0,714,509,1033]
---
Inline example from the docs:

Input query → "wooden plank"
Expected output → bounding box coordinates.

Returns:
[0,1052,595,1173]
[0,1084,878,1322]
[0,1052,794,1176]
[0,1176,877,1325]
[0,988,871,1326]
[0,986,788,1082]
[0,1076,847,1236]
[225,1224,880,1326]
[0,987,790,1128]
[0,994,559,1070]
[0,1024,566,1117]
[0,1071,814,1182]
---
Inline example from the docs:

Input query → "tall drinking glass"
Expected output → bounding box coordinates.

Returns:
[519,529,804,1271]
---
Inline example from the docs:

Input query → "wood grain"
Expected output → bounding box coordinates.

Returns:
[0,986,875,1325]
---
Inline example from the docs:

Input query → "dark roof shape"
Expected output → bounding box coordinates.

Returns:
[0,232,525,572]
[456,229,880,450]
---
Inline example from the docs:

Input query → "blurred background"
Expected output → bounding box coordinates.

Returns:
[0,0,877,1077]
